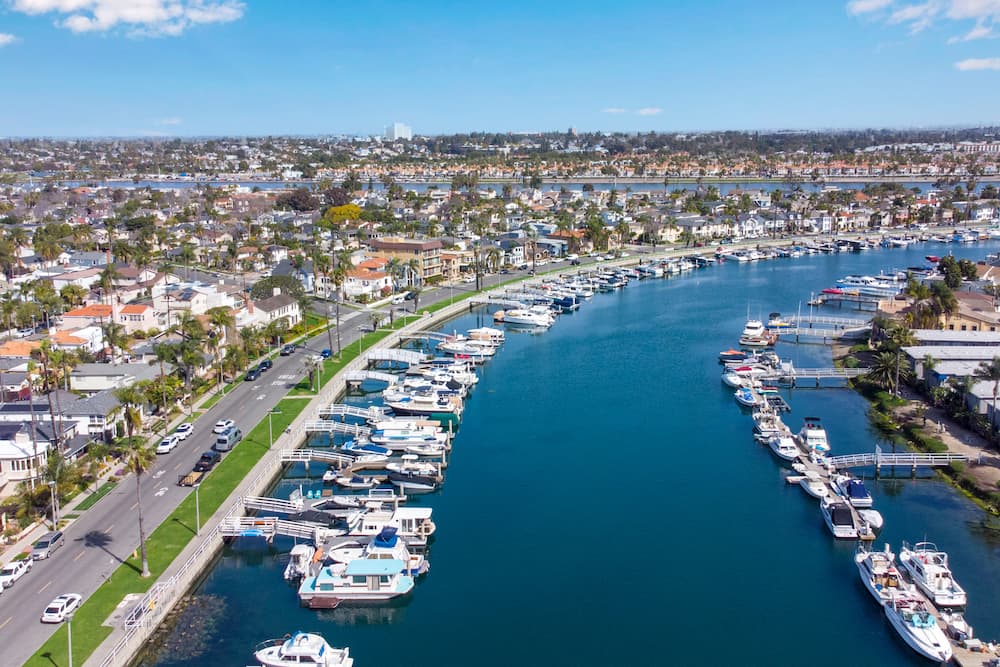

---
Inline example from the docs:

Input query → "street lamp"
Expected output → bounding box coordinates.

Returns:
[47,480,58,529]
[194,482,201,535]
[268,408,282,449]
[357,326,364,357]
[67,609,75,667]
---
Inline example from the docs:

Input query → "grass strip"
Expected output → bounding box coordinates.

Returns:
[74,481,118,512]
[25,398,311,666]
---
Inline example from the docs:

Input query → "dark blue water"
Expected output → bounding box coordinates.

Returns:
[148,241,1000,667]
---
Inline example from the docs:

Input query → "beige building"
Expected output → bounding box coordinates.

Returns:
[370,237,443,286]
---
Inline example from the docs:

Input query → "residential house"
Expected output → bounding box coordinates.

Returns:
[254,291,302,328]
[344,268,393,300]
[70,362,171,395]
[369,237,443,286]
[49,267,103,291]
[60,304,114,331]
[117,304,156,334]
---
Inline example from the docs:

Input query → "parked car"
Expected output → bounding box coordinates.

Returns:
[404,292,416,301]
[214,427,243,452]
[570,259,582,266]
[156,434,179,454]
[173,423,193,440]
[0,558,32,588]
[258,359,273,372]
[15,328,34,338]
[244,367,261,381]
[213,419,235,434]
[391,294,406,305]
[320,348,332,359]
[40,593,81,623]
[193,450,221,473]
[280,344,296,356]
[31,531,65,560]
[461,275,475,283]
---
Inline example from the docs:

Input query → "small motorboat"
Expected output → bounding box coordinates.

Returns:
[858,509,884,530]
[734,387,758,407]
[767,434,800,462]
[405,443,446,457]
[833,474,873,508]
[721,371,746,388]
[821,497,859,539]
[335,475,376,489]
[765,312,795,329]
[254,631,353,667]
[798,471,830,499]
[283,544,317,581]
[322,466,339,483]
[719,348,747,363]
[884,596,953,663]
[939,609,974,642]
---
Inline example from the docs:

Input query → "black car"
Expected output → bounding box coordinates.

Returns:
[244,367,261,381]
[193,451,221,472]
[258,359,273,372]
[570,259,582,266]
[280,344,295,356]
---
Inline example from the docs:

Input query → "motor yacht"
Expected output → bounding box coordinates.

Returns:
[855,544,911,605]
[254,631,353,667]
[899,541,967,607]
[833,475,873,508]
[821,497,859,538]
[767,434,800,461]
[796,417,830,454]
[884,596,953,663]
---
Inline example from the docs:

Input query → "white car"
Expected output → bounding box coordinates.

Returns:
[41,593,82,623]
[213,419,235,434]
[174,423,194,440]
[461,275,475,284]
[0,559,32,588]
[156,434,179,454]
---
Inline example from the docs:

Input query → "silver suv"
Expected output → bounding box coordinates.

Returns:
[32,531,65,560]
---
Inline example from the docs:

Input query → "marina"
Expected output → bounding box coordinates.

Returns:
[145,239,1000,667]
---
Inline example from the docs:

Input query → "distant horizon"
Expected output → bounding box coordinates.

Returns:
[2,123,1000,142]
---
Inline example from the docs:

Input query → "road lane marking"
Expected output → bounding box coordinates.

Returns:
[74,551,85,562]
[0,616,11,630]
[107,524,114,532]
[153,470,165,479]
[256,394,267,400]
[174,462,183,471]
[154,487,167,497]
[38,580,52,594]
[130,502,138,510]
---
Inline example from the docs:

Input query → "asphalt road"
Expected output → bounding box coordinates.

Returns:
[0,257,608,664]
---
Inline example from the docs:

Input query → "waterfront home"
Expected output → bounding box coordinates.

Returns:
[70,362,172,396]
[369,237,443,285]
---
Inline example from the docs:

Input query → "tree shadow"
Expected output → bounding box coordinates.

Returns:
[39,652,57,667]
[79,530,140,574]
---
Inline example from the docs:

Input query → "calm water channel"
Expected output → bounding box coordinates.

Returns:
[145,240,1000,667]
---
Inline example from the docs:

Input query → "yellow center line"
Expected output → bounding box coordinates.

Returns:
[38,580,52,594]
[0,616,11,630]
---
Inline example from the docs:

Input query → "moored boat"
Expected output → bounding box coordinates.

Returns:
[798,471,830,499]
[254,631,353,667]
[283,544,317,581]
[796,417,830,454]
[820,497,859,539]
[883,596,953,663]
[767,434,800,461]
[734,387,758,408]
[898,541,967,607]
[833,474,873,508]
[855,544,911,605]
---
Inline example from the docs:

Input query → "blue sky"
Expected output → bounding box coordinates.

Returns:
[1,0,1000,136]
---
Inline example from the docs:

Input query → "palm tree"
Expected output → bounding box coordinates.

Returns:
[312,251,336,356]
[102,321,129,363]
[524,226,539,273]
[866,351,902,393]
[205,306,236,390]
[113,383,155,578]
[884,324,917,396]
[974,356,1000,436]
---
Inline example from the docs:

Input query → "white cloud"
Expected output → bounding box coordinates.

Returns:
[955,55,1000,67]
[0,33,18,46]
[888,2,942,32]
[10,0,245,36]
[947,0,1000,20]
[948,21,996,40]
[159,116,182,125]
[636,107,662,116]
[848,0,893,14]
[601,107,626,114]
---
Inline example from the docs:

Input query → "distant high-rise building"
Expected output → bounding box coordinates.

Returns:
[385,122,413,141]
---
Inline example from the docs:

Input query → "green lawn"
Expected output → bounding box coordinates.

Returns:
[75,481,118,511]
[25,399,312,667]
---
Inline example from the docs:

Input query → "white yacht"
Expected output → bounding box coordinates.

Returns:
[898,541,967,607]
[855,545,912,605]
[468,326,505,344]
[796,417,830,454]
[254,631,353,667]
[884,596,953,663]
[741,319,765,338]
[767,434,800,462]
[502,307,554,327]
[820,497,859,539]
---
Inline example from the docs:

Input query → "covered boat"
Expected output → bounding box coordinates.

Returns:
[254,631,353,667]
